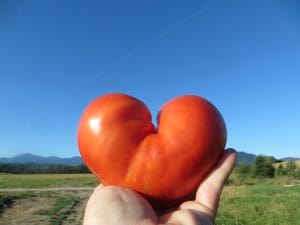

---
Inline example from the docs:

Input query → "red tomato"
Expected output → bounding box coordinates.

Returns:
[77,93,226,208]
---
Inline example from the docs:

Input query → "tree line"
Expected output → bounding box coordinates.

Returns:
[236,155,300,179]
[0,163,91,174]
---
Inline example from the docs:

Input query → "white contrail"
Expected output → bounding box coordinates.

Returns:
[99,0,222,74]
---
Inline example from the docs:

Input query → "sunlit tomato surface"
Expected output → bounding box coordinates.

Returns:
[77,93,226,208]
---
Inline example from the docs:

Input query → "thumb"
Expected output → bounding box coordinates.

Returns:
[180,149,237,221]
[196,149,237,215]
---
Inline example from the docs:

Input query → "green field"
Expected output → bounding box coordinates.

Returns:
[216,184,300,225]
[0,174,299,225]
[0,173,99,189]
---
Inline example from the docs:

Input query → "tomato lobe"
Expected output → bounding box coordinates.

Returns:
[78,93,226,208]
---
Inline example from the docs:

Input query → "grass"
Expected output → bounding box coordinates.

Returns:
[0,173,299,224]
[36,196,81,225]
[0,173,97,224]
[216,184,300,225]
[0,190,86,225]
[0,195,15,214]
[0,192,39,216]
[226,172,300,186]
[0,173,99,188]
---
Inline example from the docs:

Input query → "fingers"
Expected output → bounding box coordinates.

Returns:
[197,149,237,215]
[84,185,158,225]
[180,149,237,221]
[159,208,213,225]
[86,149,237,224]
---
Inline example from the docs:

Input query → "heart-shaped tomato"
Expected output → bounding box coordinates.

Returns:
[78,93,226,208]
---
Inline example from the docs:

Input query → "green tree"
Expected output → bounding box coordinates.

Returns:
[294,168,300,179]
[236,163,252,178]
[253,156,275,178]
[286,160,297,177]
[275,164,286,177]
[265,156,279,163]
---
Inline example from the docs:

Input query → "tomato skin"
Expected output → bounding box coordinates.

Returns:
[78,93,226,208]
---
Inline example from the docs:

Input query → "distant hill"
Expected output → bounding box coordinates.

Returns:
[235,152,300,165]
[0,152,298,166]
[0,153,83,165]
[236,151,256,165]
[280,157,300,161]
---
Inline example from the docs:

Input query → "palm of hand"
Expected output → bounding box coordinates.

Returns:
[83,149,236,225]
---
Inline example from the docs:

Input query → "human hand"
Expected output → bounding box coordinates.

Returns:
[83,148,237,225]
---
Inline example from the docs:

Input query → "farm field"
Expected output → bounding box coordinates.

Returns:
[0,174,299,225]
[216,183,300,225]
[0,174,99,189]
[0,174,98,225]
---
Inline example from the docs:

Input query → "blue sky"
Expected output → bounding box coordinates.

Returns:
[0,0,299,158]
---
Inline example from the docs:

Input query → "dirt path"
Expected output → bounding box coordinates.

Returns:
[0,187,93,225]
[0,186,94,192]
[283,183,300,187]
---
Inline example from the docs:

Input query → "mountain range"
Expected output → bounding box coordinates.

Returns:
[0,152,298,165]
[0,153,83,165]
